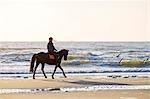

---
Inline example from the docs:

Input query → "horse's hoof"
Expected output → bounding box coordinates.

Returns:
[52,76,54,79]
[64,75,67,78]
[45,76,47,78]
[33,78,35,79]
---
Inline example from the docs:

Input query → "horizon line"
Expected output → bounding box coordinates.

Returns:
[0,40,150,42]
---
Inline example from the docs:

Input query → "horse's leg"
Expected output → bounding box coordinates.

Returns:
[33,62,39,79]
[41,63,47,78]
[58,65,67,78]
[52,65,58,79]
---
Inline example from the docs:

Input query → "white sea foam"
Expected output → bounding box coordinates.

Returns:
[0,85,150,94]
[61,85,150,92]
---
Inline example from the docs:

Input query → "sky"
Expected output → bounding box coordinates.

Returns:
[0,0,149,42]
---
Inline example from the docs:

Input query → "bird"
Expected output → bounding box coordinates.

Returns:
[116,53,121,58]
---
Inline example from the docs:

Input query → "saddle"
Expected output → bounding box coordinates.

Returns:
[48,52,57,64]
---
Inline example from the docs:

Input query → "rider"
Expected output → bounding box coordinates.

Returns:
[47,37,57,53]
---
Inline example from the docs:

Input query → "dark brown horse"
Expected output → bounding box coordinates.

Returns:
[30,49,69,79]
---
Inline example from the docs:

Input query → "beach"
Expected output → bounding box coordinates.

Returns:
[1,90,150,99]
[0,42,150,98]
[0,75,150,99]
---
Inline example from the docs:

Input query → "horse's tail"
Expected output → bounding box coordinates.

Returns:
[30,54,37,72]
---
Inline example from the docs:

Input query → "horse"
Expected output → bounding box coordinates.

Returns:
[30,49,69,79]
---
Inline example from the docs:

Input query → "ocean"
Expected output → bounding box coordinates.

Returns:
[0,42,150,79]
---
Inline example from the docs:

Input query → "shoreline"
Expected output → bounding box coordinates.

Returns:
[0,75,149,98]
[0,72,150,79]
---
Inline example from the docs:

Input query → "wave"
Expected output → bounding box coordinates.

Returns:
[0,46,150,69]
[0,68,150,75]
[1,53,33,57]
[119,60,150,67]
[0,48,43,51]
[87,52,100,56]
[68,55,85,59]
[62,60,91,65]
[125,50,150,53]
[0,53,32,63]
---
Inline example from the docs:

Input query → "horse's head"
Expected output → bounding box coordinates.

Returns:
[61,49,69,60]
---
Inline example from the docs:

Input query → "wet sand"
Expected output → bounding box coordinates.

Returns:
[1,90,150,99]
[0,76,150,99]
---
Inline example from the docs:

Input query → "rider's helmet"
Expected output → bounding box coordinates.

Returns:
[49,37,53,41]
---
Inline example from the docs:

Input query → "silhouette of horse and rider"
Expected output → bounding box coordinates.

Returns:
[30,37,69,79]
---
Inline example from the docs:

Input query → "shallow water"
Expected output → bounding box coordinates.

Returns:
[1,85,150,94]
